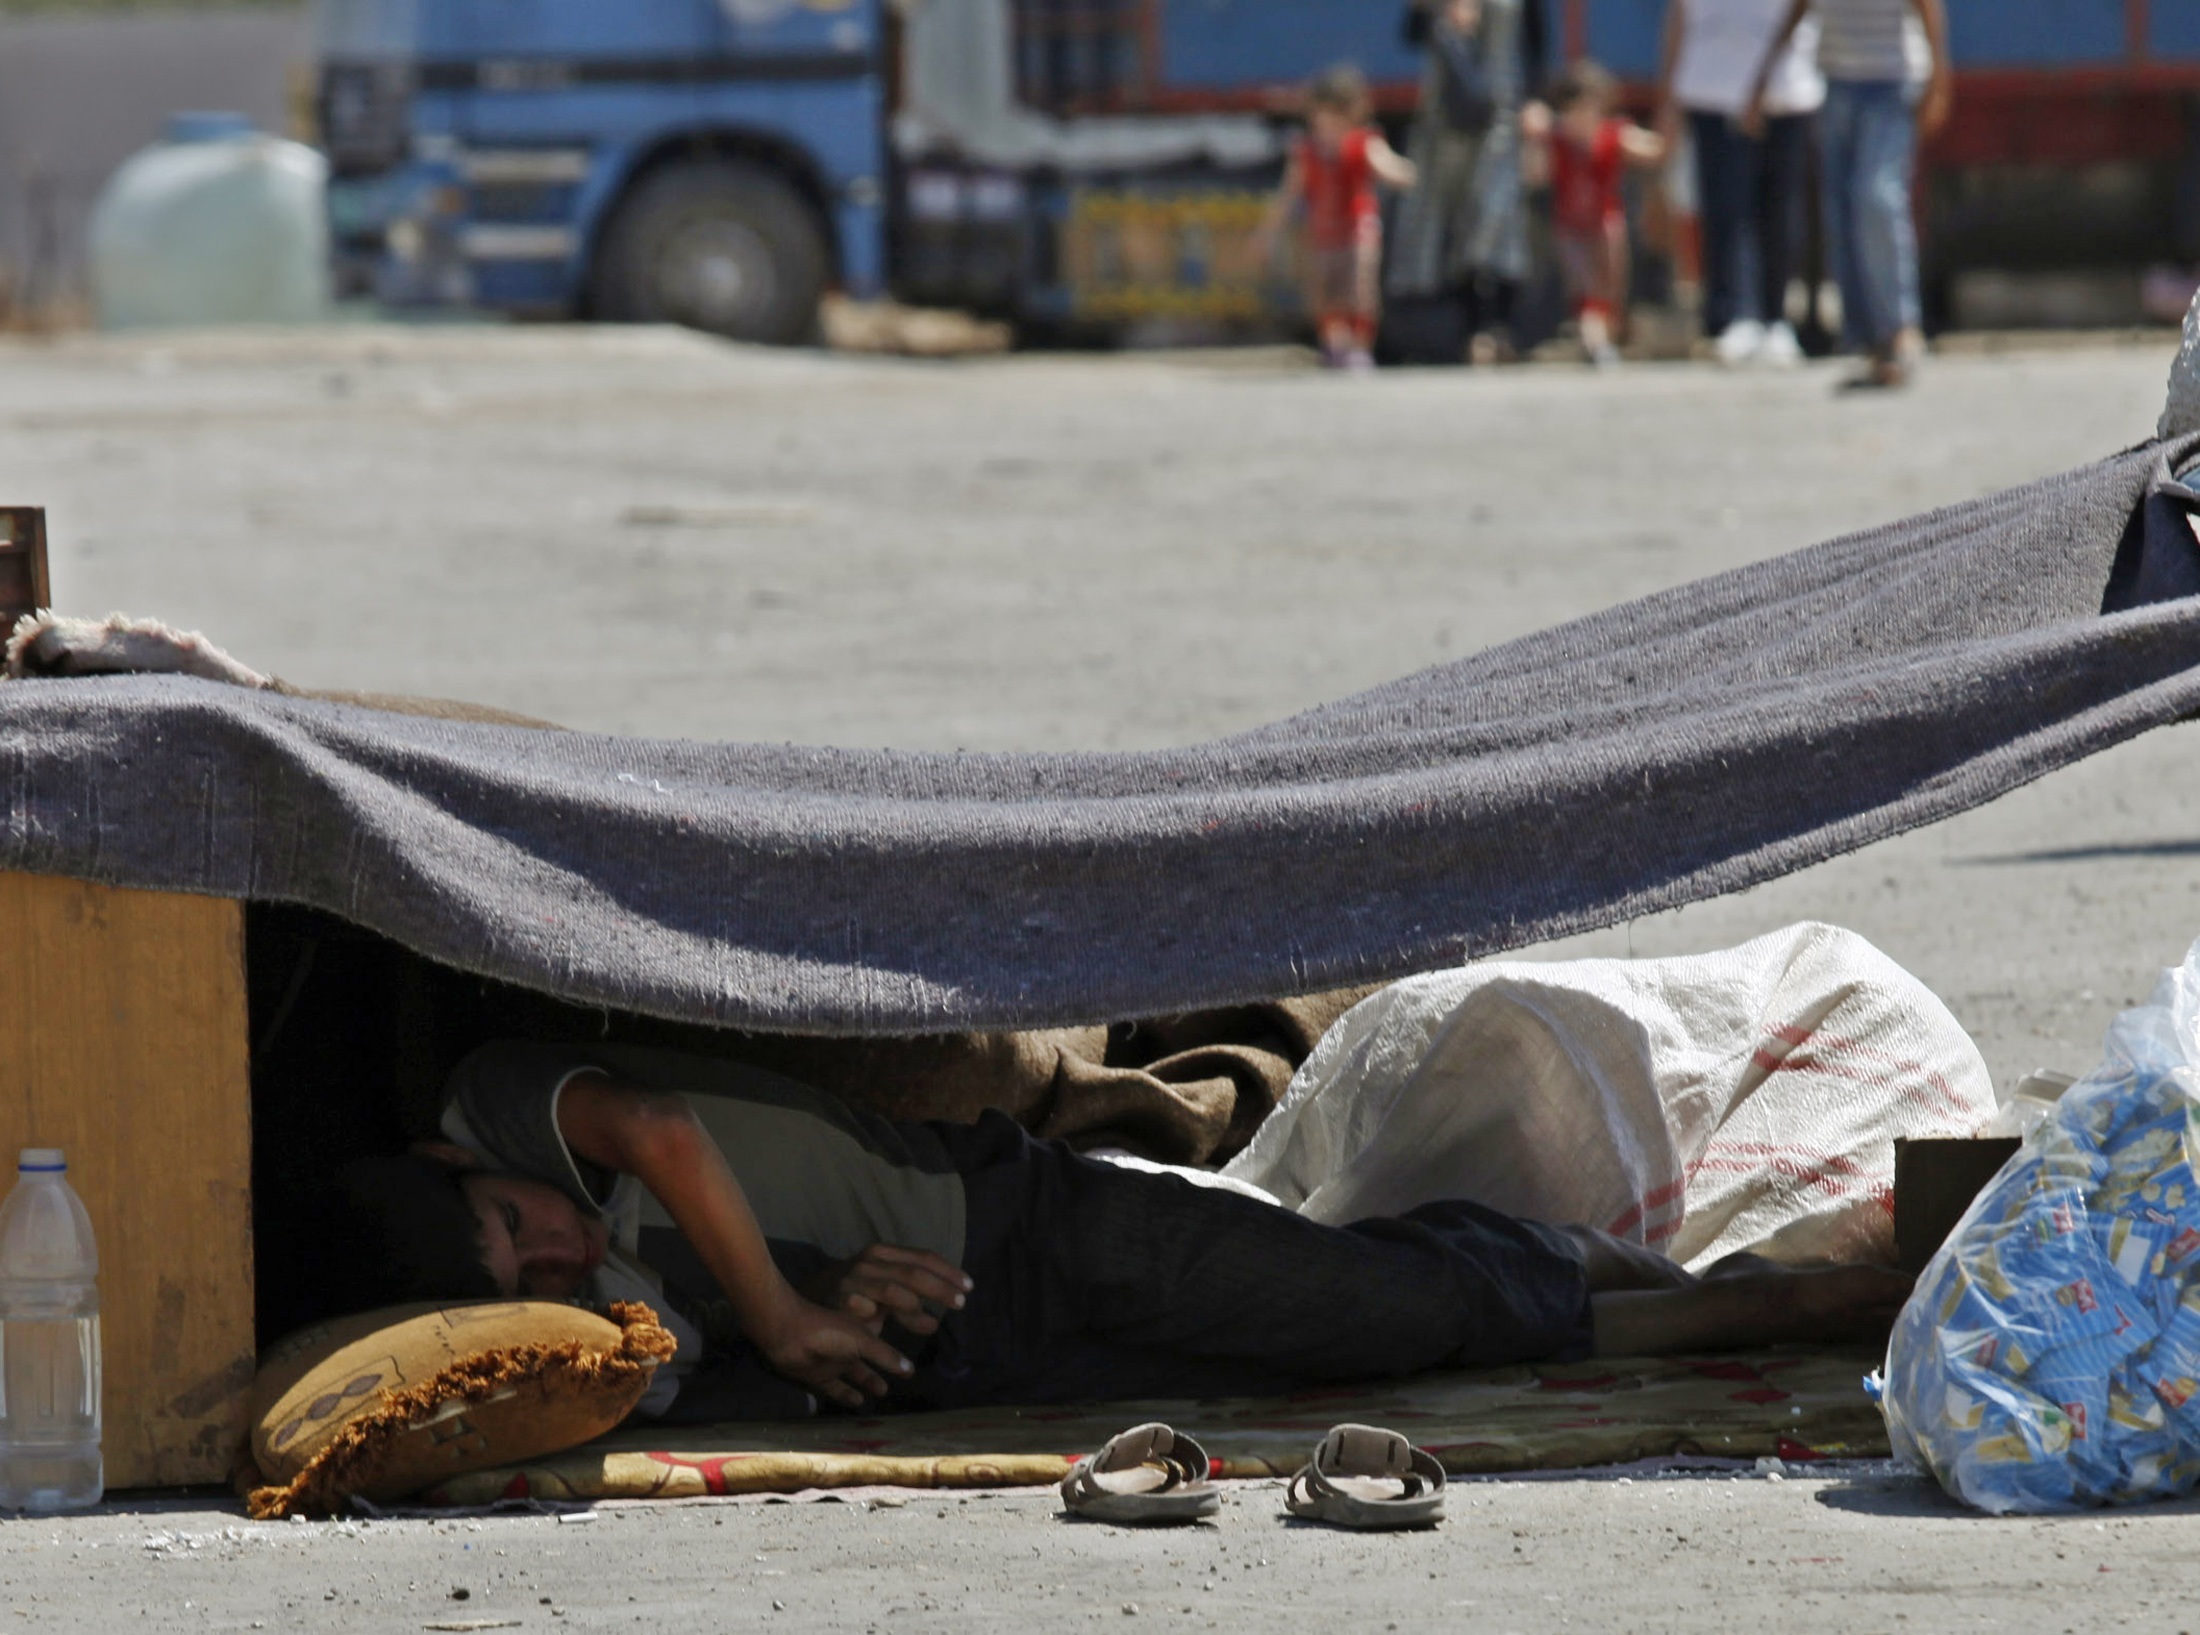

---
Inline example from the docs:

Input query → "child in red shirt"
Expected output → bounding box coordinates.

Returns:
[1528,60,1667,366]
[1255,65,1416,370]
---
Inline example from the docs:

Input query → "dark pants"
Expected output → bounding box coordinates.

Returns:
[1690,109,1811,337]
[906,1112,1592,1408]
[1458,271,1518,346]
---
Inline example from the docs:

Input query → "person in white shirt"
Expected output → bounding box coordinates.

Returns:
[1656,0,1824,367]
[1745,0,1953,389]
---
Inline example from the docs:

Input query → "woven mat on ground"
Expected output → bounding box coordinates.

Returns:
[417,1348,1886,1506]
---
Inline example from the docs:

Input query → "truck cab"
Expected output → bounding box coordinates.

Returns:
[314,0,1368,343]
[315,0,886,343]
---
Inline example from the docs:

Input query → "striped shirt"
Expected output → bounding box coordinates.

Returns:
[1814,0,1930,83]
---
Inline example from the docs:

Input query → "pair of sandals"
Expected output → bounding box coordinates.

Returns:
[1058,1420,1445,1530]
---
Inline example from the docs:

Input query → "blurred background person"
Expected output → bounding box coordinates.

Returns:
[1746,0,1952,389]
[1387,0,1546,364]
[1529,60,1667,368]
[1656,0,1823,367]
[1255,65,1417,371]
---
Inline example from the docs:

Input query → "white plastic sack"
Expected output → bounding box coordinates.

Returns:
[1883,933,2200,1513]
[1224,922,1993,1268]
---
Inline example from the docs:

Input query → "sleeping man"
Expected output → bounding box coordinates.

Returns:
[328,1041,1912,1420]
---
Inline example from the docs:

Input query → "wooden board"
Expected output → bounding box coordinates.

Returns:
[0,872,255,1489]
[0,506,48,636]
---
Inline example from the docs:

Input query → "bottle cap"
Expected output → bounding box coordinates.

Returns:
[16,1149,64,1173]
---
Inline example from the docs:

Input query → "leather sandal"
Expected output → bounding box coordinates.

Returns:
[1283,1423,1446,1529]
[1058,1422,1220,1524]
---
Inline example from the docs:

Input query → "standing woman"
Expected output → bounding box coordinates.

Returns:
[1388,0,1547,362]
[1657,0,1824,366]
[1744,0,1953,389]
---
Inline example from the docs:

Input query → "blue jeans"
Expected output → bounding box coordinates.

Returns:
[1689,110,1811,336]
[1818,78,1921,352]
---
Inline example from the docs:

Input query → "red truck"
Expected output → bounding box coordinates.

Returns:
[1015,0,2200,328]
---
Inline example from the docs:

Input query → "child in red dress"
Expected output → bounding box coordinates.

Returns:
[1529,61,1667,366]
[1255,65,1417,371]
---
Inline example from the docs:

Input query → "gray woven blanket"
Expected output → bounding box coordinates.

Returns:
[4,433,2199,1035]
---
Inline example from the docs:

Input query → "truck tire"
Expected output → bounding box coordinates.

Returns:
[589,159,828,345]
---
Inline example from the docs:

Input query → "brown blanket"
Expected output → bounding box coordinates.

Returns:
[616,988,1376,1166]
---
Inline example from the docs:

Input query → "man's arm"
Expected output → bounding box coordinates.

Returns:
[1910,0,1952,138]
[554,1072,944,1407]
[1739,0,1811,136]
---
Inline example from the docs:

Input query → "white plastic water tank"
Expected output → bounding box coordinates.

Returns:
[89,112,330,329]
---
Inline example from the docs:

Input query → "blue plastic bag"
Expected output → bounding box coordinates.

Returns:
[1883,933,2200,1512]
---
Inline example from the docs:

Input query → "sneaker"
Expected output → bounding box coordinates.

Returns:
[1343,347,1376,373]
[1756,322,1804,368]
[1588,339,1623,370]
[1713,319,1765,367]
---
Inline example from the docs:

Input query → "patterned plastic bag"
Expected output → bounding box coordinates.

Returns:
[1883,933,2200,1511]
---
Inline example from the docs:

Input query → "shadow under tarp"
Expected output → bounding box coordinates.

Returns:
[415,1347,1887,1505]
[245,904,1374,1340]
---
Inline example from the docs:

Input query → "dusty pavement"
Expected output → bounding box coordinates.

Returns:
[12,1469,2200,1635]
[3,326,2200,1628]
[12,1464,2200,1633]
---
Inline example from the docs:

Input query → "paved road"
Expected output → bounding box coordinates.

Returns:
[2,326,2197,1628]
[14,1463,2200,1632]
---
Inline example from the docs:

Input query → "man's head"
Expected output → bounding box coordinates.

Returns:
[456,1166,610,1299]
[325,1150,609,1307]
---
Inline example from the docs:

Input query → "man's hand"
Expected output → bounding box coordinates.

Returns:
[553,1075,948,1410]
[751,1292,920,1409]
[800,1244,971,1338]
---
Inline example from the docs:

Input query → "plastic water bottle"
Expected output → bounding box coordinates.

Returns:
[0,1150,102,1511]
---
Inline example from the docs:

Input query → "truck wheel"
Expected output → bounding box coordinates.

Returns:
[589,159,828,345]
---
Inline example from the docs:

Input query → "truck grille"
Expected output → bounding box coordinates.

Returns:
[1013,0,1145,114]
[318,61,413,175]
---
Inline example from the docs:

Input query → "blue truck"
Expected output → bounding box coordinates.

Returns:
[315,0,2200,343]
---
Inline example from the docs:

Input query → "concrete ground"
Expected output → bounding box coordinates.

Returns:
[15,1467,2200,1633]
[3,324,2199,1626]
